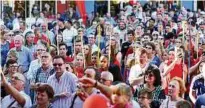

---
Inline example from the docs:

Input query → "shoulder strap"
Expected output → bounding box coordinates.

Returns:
[70,93,78,108]
[7,100,16,108]
[35,67,42,83]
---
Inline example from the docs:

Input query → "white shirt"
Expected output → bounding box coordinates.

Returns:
[128,64,144,86]
[91,44,100,54]
[47,71,77,108]
[62,27,78,47]
[70,88,100,108]
[1,91,32,108]
[26,59,41,80]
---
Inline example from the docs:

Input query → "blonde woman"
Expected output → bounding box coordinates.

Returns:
[160,77,186,108]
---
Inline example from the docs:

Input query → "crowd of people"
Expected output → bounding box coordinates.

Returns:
[1,1,205,108]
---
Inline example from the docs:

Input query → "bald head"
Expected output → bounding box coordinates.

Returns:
[84,68,96,79]
[100,71,113,86]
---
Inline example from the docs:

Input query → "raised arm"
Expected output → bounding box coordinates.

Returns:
[1,70,26,107]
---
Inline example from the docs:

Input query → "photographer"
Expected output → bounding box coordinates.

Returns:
[1,68,32,108]
[163,46,188,91]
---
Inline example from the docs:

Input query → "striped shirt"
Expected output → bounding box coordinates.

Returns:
[47,71,77,108]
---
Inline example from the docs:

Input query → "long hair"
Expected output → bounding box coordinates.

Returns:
[144,65,162,87]
[84,44,92,67]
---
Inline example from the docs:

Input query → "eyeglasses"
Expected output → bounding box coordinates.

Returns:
[10,65,19,68]
[37,49,46,51]
[41,56,49,58]
[53,63,63,67]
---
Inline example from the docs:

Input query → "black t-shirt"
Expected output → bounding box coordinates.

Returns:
[109,64,124,82]
[59,27,65,34]
[121,41,132,61]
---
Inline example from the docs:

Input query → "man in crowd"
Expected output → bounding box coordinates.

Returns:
[1,70,32,108]
[47,55,77,108]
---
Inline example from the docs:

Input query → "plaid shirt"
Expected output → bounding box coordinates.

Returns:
[32,66,54,83]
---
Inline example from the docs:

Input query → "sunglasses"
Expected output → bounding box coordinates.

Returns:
[53,63,63,67]
[145,73,154,78]
[11,76,24,82]
[100,78,108,82]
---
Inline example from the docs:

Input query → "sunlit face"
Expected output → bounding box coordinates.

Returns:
[91,55,97,65]
[168,51,175,61]
[100,57,108,69]
[14,36,23,48]
[138,93,151,108]
[83,45,90,55]
[36,45,46,57]
[9,63,19,74]
[36,91,50,105]
[140,53,148,64]
[199,62,205,72]
[41,53,50,65]
[145,72,155,84]
[26,35,35,44]
[57,34,63,43]
[53,58,65,74]
[59,45,67,57]
[10,74,24,91]
[111,86,128,106]
[168,80,180,97]
[145,45,153,54]
[75,42,82,53]
[76,55,84,67]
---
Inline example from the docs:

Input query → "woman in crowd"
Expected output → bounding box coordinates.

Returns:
[160,77,186,108]
[24,31,36,54]
[84,44,92,67]
[30,84,54,108]
[74,53,85,78]
[189,61,205,103]
[134,65,166,104]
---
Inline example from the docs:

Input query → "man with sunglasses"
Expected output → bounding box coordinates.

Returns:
[47,55,77,108]
[1,71,32,108]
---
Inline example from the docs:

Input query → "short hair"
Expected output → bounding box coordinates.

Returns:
[140,48,148,55]
[145,42,156,51]
[59,42,67,48]
[36,84,54,100]
[53,55,65,62]
[84,67,96,79]
[144,65,162,87]
[138,88,152,99]
[127,30,135,36]
[112,83,133,101]
[176,100,192,108]
[143,33,153,41]
[101,71,113,81]
[6,59,17,68]
[171,77,186,97]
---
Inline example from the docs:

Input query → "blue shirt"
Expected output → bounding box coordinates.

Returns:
[9,46,33,73]
[193,78,205,96]
[1,41,10,67]
[150,55,161,67]
[195,94,205,108]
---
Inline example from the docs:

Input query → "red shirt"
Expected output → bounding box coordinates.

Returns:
[65,56,74,63]
[34,34,50,44]
[75,67,84,78]
[9,40,15,49]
